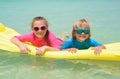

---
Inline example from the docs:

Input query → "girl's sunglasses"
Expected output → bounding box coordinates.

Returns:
[33,26,46,31]
[75,29,90,34]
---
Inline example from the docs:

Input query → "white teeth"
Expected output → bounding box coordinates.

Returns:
[37,32,43,35]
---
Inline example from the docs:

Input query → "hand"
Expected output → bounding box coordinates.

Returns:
[92,46,102,55]
[67,48,78,53]
[36,46,46,56]
[19,45,30,54]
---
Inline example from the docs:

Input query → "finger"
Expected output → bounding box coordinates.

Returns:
[36,49,42,56]
[97,49,102,55]
[94,49,98,55]
[20,49,26,54]
[21,51,27,54]
[71,49,74,54]
[74,49,78,53]
[94,49,101,56]
[27,47,31,52]
[70,49,73,53]
[36,52,40,56]
[36,50,40,56]
[67,49,72,53]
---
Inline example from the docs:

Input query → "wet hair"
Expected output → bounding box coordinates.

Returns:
[72,19,91,41]
[31,16,49,43]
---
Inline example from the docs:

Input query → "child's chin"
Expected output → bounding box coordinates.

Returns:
[79,38,86,42]
[36,35,44,38]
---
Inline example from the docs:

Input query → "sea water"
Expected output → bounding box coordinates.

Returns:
[0,0,120,79]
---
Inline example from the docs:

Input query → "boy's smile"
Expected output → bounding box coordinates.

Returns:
[75,30,89,42]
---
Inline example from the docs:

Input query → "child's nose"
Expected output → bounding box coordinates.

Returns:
[81,32,85,34]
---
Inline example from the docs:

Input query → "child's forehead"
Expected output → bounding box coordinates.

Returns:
[34,20,46,25]
[74,25,89,30]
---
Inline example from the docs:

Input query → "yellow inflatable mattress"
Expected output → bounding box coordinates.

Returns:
[0,23,120,61]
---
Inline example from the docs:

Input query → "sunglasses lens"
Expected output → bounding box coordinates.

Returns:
[41,26,46,30]
[34,27,39,31]
[84,30,90,34]
[33,26,46,31]
[75,29,89,34]
[75,30,83,34]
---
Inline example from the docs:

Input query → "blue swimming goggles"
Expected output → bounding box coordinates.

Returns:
[75,29,90,34]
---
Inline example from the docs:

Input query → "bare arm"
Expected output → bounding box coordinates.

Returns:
[10,37,29,53]
[11,37,24,47]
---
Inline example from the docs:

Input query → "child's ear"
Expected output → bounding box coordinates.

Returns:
[73,32,76,36]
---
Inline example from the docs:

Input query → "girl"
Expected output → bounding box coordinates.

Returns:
[11,16,63,55]
[61,19,106,55]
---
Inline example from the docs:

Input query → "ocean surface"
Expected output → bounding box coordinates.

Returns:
[0,0,120,79]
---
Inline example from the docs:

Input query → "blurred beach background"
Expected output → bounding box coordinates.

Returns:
[0,0,120,79]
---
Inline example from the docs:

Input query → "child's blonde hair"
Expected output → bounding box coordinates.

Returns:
[72,19,91,41]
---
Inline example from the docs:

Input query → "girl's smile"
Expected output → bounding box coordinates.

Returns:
[32,21,48,38]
